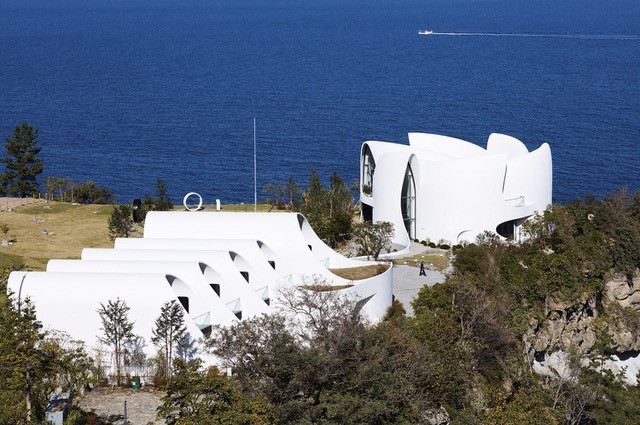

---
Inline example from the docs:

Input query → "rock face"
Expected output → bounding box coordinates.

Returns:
[525,270,640,383]
[525,294,598,357]
[605,272,640,311]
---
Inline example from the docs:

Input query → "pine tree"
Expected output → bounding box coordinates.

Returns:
[97,298,135,386]
[1,122,44,197]
[108,205,134,240]
[152,300,187,380]
[301,169,329,239]
[327,171,354,247]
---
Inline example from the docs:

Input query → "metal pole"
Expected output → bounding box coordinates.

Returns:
[124,400,127,424]
[253,116,257,212]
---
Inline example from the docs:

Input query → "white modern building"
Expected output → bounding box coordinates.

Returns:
[8,212,393,369]
[360,133,552,249]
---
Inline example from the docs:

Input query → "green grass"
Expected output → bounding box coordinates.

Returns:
[392,251,450,271]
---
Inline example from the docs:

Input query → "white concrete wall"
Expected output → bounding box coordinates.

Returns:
[361,133,553,246]
[46,259,240,328]
[7,271,208,360]
[81,248,270,319]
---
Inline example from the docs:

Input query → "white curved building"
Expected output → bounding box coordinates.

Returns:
[8,212,393,372]
[360,133,552,248]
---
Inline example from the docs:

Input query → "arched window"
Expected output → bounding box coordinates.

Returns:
[362,145,375,195]
[401,164,416,239]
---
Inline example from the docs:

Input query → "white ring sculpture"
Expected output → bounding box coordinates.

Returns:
[183,192,203,211]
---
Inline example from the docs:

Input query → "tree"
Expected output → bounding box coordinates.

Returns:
[351,220,395,260]
[0,223,9,244]
[72,181,114,204]
[300,170,328,236]
[263,176,301,211]
[157,358,272,425]
[0,291,93,423]
[152,300,187,381]
[108,204,134,240]
[140,178,174,221]
[97,298,135,386]
[326,171,354,247]
[1,122,43,197]
[43,177,70,201]
[207,286,435,424]
[301,170,354,247]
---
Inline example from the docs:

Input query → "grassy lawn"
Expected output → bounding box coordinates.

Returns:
[392,251,450,271]
[0,201,287,271]
[0,202,115,271]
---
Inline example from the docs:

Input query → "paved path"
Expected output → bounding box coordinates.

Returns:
[393,265,445,316]
[77,387,165,425]
[390,241,451,316]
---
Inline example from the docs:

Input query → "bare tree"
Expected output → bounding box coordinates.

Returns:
[351,220,395,260]
[275,275,362,344]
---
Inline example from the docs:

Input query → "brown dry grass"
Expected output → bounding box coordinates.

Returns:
[329,263,390,280]
[0,202,116,271]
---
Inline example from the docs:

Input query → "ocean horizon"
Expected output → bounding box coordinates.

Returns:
[1,0,639,205]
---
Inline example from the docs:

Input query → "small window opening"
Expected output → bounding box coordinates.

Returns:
[240,271,249,283]
[268,260,276,270]
[178,296,189,313]
[210,284,221,296]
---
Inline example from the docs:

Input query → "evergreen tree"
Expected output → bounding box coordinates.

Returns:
[0,292,91,423]
[327,171,354,247]
[97,298,135,386]
[1,122,44,197]
[157,358,273,425]
[301,169,329,240]
[152,300,187,380]
[108,205,134,240]
[301,170,354,247]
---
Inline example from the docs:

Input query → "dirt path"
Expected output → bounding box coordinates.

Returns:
[77,387,165,425]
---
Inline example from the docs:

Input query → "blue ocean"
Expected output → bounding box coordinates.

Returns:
[1,0,639,204]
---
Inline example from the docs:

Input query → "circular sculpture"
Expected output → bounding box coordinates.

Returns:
[183,192,203,211]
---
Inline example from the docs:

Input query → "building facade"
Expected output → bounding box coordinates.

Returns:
[360,133,552,248]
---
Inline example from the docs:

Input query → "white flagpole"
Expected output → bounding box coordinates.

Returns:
[253,116,257,212]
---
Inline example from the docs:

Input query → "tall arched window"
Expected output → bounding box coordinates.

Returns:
[362,145,375,195]
[401,164,416,239]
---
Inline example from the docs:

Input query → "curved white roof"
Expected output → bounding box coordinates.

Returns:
[46,259,239,327]
[8,271,207,358]
[361,132,552,246]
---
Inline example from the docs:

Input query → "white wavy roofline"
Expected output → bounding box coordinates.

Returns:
[364,132,543,163]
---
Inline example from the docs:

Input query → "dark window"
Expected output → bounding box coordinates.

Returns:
[308,245,313,251]
[234,311,242,320]
[496,220,516,239]
[264,298,270,306]
[240,271,249,283]
[178,296,189,313]
[362,203,373,222]
[210,283,220,296]
[268,260,276,270]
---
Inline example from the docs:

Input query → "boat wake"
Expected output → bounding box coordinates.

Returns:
[419,32,640,41]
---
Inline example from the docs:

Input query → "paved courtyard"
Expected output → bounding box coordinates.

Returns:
[390,242,450,316]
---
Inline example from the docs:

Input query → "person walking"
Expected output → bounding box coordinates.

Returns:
[419,262,427,276]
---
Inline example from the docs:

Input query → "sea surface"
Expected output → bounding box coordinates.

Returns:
[1,0,639,205]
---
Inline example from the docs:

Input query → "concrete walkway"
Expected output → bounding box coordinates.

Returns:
[393,265,445,316]
[391,241,450,316]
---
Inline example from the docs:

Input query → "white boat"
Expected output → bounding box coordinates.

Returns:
[418,30,433,35]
